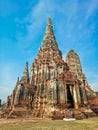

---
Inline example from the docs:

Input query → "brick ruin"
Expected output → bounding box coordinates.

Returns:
[3,18,98,119]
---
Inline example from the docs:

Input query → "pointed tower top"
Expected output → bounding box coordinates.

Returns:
[21,62,29,83]
[26,61,28,69]
[42,18,59,49]
[24,61,29,74]
[47,17,52,25]
[16,76,19,85]
[45,17,53,34]
[17,77,19,83]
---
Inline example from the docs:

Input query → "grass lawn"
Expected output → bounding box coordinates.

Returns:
[0,117,98,130]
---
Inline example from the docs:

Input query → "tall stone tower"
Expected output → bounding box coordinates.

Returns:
[30,18,68,117]
[29,18,89,117]
[30,18,66,83]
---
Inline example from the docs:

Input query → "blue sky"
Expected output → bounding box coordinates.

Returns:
[0,0,98,101]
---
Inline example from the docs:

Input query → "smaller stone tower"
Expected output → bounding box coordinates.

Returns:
[20,62,29,83]
[66,50,83,80]
[10,62,32,106]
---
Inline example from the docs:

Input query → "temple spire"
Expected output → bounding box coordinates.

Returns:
[21,62,29,83]
[42,18,58,48]
[16,77,19,84]
[45,18,53,34]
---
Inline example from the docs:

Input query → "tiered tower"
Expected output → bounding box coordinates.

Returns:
[30,18,68,117]
[29,18,89,117]
[10,62,32,106]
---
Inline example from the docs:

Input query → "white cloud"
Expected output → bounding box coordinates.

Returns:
[85,0,98,20]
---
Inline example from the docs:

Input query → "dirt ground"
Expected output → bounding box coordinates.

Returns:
[0,117,51,125]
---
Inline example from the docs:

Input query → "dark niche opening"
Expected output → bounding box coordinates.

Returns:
[66,85,74,108]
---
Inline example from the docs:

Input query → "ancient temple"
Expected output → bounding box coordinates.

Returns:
[5,18,97,118]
